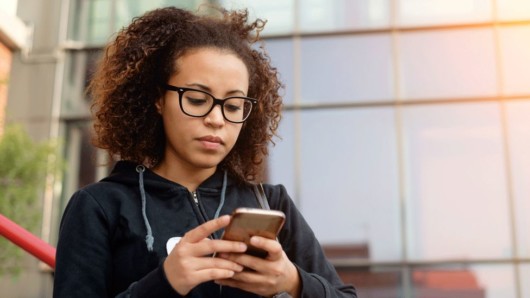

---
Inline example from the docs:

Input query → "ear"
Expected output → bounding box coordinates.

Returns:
[155,98,163,114]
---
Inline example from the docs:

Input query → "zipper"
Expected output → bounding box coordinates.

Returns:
[191,191,223,296]
[190,191,214,238]
[192,191,199,206]
[190,191,206,224]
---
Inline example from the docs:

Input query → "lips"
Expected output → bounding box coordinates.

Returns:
[198,135,223,144]
[197,136,224,150]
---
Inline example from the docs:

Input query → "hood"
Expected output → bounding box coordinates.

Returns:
[102,160,232,194]
[100,160,231,252]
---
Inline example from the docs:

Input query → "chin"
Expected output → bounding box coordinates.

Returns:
[193,156,224,169]
[195,163,219,170]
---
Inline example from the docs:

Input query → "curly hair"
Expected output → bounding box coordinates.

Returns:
[89,6,283,182]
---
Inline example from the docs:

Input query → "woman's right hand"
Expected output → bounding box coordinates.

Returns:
[162,215,247,295]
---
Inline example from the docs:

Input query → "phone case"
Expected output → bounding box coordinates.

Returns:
[222,208,285,258]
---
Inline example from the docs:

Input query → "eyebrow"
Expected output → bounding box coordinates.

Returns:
[185,83,246,97]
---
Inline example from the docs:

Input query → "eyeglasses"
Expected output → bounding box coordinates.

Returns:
[162,84,258,123]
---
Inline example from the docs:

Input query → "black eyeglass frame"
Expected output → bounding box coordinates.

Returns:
[162,84,258,123]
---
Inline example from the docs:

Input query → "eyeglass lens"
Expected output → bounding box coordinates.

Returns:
[181,90,253,122]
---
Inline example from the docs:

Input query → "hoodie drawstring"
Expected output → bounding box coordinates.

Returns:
[213,170,227,219]
[135,165,228,252]
[136,165,154,252]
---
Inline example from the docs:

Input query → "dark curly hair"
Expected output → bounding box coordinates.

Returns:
[88,6,283,182]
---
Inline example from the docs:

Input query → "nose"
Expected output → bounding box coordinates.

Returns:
[204,104,225,127]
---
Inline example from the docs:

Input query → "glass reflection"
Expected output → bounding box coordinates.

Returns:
[63,122,97,193]
[498,26,530,95]
[300,34,394,103]
[70,0,204,44]
[299,0,390,32]
[497,0,530,21]
[267,111,296,198]
[323,264,402,298]
[398,0,492,26]
[62,50,102,118]
[299,108,401,261]
[402,103,512,260]
[218,0,294,35]
[398,28,497,100]
[411,265,516,298]
[521,264,530,298]
[505,101,530,258]
[263,39,295,105]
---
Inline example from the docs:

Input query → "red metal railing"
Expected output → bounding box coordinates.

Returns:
[0,214,56,269]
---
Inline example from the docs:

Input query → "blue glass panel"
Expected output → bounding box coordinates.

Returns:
[300,34,394,103]
[267,111,297,201]
[298,107,401,261]
[219,0,294,35]
[263,39,295,105]
[299,0,390,32]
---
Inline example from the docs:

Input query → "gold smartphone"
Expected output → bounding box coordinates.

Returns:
[221,208,286,258]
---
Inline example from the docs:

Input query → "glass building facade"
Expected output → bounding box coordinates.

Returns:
[15,0,530,297]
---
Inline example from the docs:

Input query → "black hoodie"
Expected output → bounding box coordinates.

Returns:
[53,161,357,297]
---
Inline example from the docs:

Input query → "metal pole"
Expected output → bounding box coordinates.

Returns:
[0,213,56,269]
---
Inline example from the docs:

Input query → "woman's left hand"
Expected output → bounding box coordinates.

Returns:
[214,236,301,297]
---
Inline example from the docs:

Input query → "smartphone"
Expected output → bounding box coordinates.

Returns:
[221,208,286,258]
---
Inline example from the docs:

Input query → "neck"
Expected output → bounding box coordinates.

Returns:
[152,161,216,192]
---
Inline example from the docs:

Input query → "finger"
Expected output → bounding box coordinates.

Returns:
[193,268,238,285]
[183,215,231,243]
[250,236,283,260]
[219,252,265,272]
[187,256,245,272]
[190,239,247,257]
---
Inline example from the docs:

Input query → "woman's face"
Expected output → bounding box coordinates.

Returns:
[156,47,249,172]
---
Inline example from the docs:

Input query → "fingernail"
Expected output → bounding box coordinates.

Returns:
[250,236,260,245]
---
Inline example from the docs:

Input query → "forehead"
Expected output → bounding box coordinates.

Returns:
[175,47,247,69]
[170,47,250,90]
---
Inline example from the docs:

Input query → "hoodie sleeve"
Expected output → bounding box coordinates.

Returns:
[115,266,182,298]
[266,185,358,298]
[54,189,114,297]
[53,189,181,298]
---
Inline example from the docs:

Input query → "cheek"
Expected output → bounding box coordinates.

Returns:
[161,102,186,125]
[227,125,243,145]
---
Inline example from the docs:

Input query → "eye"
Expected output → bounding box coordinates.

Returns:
[224,98,246,113]
[185,96,208,106]
[183,90,211,106]
[224,103,242,112]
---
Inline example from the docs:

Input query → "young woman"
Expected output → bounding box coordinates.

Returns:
[53,6,357,298]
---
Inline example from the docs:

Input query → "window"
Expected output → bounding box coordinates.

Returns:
[300,34,395,103]
[402,103,511,260]
[298,108,401,261]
